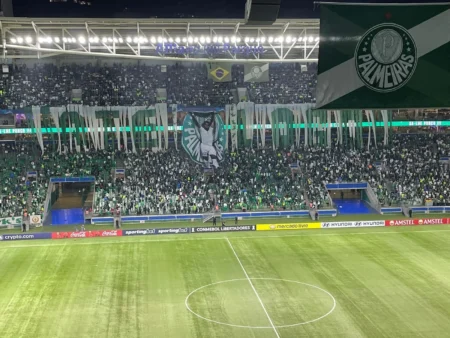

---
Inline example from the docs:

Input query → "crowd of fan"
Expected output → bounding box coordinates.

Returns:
[1,133,450,218]
[94,148,304,216]
[88,133,450,215]
[0,143,115,218]
[1,62,316,108]
[302,134,450,207]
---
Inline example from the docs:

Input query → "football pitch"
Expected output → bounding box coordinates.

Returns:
[1,226,450,338]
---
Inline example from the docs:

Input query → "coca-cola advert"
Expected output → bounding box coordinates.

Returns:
[51,230,122,239]
[385,218,449,226]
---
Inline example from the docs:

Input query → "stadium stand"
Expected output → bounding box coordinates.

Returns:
[0,132,449,219]
[0,62,449,220]
[1,63,317,108]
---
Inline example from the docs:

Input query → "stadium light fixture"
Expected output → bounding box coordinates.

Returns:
[157,36,163,43]
[217,36,223,43]
[151,36,157,44]
[143,37,149,43]
[54,37,60,43]
[168,37,174,43]
[79,36,86,44]
[102,37,108,43]
[17,37,24,43]
[285,35,292,43]
[245,37,250,43]
[231,36,236,43]
[174,37,180,43]
[193,37,199,43]
[38,37,46,43]
[224,36,230,43]
[10,38,17,44]
[260,37,266,43]
[212,36,218,43]
[113,38,118,43]
[298,37,303,42]
[268,36,274,43]
[315,37,320,42]
[108,37,113,43]
[277,35,283,43]
[236,37,241,43]
[126,36,132,43]
[118,37,123,43]
[308,36,314,42]
[206,36,211,44]
[199,36,205,44]
[292,37,297,43]
[133,37,139,43]
[25,36,32,43]
[62,37,68,43]
[46,37,53,43]
[182,37,187,43]
[187,36,193,43]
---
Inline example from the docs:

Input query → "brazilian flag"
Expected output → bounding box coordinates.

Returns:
[208,63,232,82]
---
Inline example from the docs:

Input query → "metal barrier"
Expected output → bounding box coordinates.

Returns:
[91,209,338,224]
[326,182,368,190]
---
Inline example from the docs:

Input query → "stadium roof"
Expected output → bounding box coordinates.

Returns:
[0,17,320,62]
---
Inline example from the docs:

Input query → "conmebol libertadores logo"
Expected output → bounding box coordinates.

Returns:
[355,23,417,93]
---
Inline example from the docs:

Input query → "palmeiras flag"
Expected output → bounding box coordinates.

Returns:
[244,63,269,82]
[315,3,450,109]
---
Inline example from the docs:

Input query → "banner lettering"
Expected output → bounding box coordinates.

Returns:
[256,223,320,231]
[385,218,448,226]
[51,230,122,239]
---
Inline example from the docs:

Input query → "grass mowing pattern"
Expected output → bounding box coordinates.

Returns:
[1,226,450,337]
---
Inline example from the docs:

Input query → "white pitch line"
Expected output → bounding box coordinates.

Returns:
[225,237,281,338]
[1,228,450,249]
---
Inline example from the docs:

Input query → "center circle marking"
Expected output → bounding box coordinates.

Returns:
[185,278,336,329]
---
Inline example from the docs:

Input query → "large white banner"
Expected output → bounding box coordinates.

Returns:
[0,216,23,229]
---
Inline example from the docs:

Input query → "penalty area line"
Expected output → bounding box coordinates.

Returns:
[226,237,281,338]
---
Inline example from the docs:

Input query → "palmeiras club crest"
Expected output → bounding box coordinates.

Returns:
[355,23,418,93]
[182,112,226,169]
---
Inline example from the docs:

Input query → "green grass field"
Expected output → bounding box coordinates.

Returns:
[1,225,450,338]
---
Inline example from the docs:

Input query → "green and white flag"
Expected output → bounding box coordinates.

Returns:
[316,3,450,109]
[244,63,269,82]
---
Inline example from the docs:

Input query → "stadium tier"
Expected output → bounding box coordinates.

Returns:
[1,132,450,222]
[0,63,316,107]
[0,61,447,223]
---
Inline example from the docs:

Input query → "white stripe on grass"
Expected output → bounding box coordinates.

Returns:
[225,237,281,338]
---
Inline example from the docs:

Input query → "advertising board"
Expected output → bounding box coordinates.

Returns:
[191,225,256,233]
[122,229,156,236]
[155,228,190,235]
[51,230,122,239]
[321,220,385,228]
[0,233,52,241]
[385,218,449,226]
[256,223,321,231]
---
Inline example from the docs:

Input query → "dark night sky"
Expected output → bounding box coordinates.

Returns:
[12,0,449,18]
